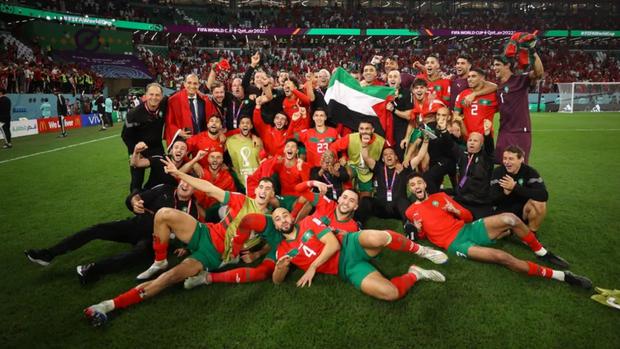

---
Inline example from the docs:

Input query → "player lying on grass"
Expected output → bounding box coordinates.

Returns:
[221,209,448,301]
[184,180,361,288]
[24,181,200,285]
[83,159,279,327]
[404,173,592,289]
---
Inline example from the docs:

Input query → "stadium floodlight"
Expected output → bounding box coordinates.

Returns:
[557,82,620,113]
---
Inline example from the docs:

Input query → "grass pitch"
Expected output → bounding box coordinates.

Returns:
[0,112,619,348]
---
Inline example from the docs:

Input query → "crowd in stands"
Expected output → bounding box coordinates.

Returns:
[136,36,620,93]
[22,1,620,30]
[0,41,103,94]
[4,1,619,95]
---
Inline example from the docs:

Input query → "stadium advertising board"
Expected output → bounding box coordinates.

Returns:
[0,119,38,140]
[36,116,82,133]
[165,25,302,35]
[80,114,102,127]
[0,4,162,31]
[571,30,620,37]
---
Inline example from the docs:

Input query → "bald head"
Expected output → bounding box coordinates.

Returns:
[466,131,484,154]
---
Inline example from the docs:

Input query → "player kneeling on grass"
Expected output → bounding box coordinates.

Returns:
[404,173,592,289]
[233,209,447,301]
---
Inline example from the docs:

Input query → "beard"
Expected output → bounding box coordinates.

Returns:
[279,223,295,235]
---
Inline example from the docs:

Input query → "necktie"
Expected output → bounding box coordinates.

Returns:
[189,97,198,132]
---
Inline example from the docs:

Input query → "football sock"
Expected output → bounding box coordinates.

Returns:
[112,287,145,309]
[520,231,547,256]
[385,230,420,253]
[211,261,275,283]
[152,235,168,262]
[390,273,418,299]
[527,261,564,281]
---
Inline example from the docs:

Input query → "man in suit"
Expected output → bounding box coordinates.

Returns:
[165,74,217,146]
[55,90,68,137]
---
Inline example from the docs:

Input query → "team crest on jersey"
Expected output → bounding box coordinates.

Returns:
[518,178,524,185]
[432,200,439,207]
[503,86,510,93]
[301,230,314,242]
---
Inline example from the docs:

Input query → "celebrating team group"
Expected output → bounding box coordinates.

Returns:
[24,47,593,327]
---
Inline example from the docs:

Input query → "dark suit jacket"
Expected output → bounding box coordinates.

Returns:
[165,89,216,145]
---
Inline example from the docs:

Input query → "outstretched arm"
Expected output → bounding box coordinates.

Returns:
[161,157,226,203]
[529,53,544,81]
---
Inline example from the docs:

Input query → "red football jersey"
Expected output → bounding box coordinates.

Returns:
[310,194,360,234]
[296,127,339,167]
[426,77,451,105]
[273,160,311,196]
[207,192,251,253]
[186,132,225,168]
[405,192,473,249]
[455,89,498,136]
[275,216,340,275]
[195,169,236,208]
[409,97,446,125]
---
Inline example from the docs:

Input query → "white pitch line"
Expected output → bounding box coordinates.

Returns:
[534,128,620,132]
[0,134,118,165]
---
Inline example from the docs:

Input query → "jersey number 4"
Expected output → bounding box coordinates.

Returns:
[301,244,317,258]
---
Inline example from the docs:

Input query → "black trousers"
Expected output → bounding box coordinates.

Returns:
[47,217,153,276]
[356,197,410,225]
[424,159,457,191]
[1,119,11,143]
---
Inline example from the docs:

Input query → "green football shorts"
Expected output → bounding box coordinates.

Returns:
[447,218,495,258]
[338,232,377,289]
[187,222,222,270]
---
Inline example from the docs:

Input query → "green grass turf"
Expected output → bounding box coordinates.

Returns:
[1,113,619,348]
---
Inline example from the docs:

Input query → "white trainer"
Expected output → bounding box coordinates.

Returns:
[83,302,112,327]
[136,260,168,280]
[408,265,446,282]
[184,270,211,290]
[416,246,448,264]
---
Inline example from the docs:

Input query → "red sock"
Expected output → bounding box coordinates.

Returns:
[291,201,305,218]
[385,230,420,253]
[113,287,145,309]
[211,260,275,283]
[390,273,418,299]
[520,231,543,253]
[152,235,168,262]
[527,261,553,279]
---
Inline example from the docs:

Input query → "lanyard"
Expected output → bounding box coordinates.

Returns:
[321,173,338,200]
[232,100,243,128]
[384,165,397,191]
[458,154,474,188]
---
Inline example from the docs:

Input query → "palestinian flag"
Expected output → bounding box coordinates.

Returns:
[324,68,396,143]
